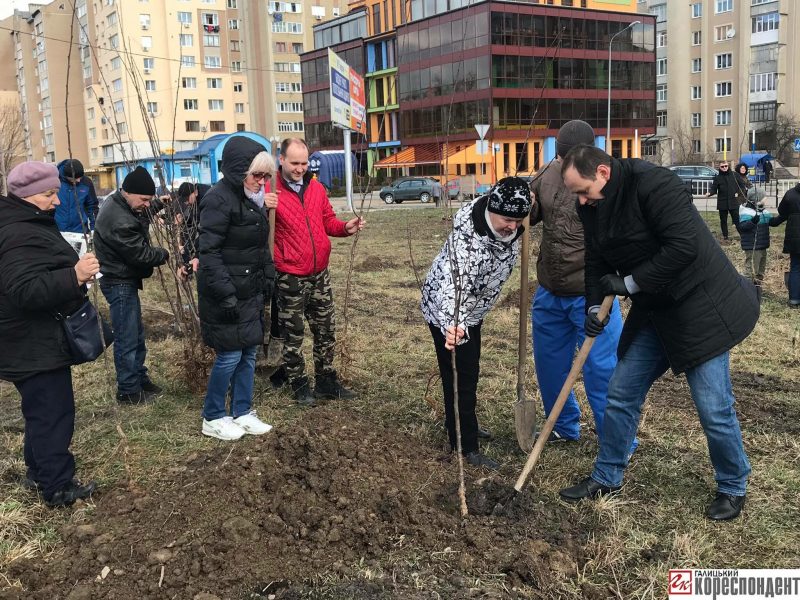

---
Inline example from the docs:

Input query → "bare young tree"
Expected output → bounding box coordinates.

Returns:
[764,112,800,166]
[667,112,695,164]
[0,100,26,196]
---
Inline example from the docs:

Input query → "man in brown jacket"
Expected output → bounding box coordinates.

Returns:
[529,120,634,452]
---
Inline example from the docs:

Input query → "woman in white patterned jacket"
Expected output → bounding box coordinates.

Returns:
[421,177,532,470]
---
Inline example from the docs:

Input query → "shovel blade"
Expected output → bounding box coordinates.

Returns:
[514,397,538,453]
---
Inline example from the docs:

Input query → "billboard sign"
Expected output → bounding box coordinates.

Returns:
[328,48,365,132]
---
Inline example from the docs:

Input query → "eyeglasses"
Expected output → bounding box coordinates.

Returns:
[719,165,729,169]
[249,171,271,181]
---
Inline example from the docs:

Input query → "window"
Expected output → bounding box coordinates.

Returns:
[715,110,732,126]
[235,102,244,113]
[204,34,220,47]
[231,61,242,72]
[275,41,287,53]
[186,120,200,131]
[230,40,240,51]
[141,36,152,51]
[209,120,225,132]
[272,21,302,34]
[182,77,197,88]
[752,13,779,33]
[275,82,301,92]
[691,3,702,18]
[107,11,118,25]
[203,13,219,26]
[113,100,124,113]
[43,114,52,128]
[110,34,119,49]
[715,137,731,153]
[657,58,667,76]
[650,4,666,22]
[750,72,777,92]
[692,31,702,45]
[277,102,303,112]
[204,56,222,68]
[206,78,222,89]
[715,24,733,41]
[112,78,122,92]
[275,62,301,73]
[292,43,303,54]
[278,121,304,132]
[691,58,702,73]
[236,123,246,132]
[715,81,732,97]
[749,101,776,122]
[139,13,150,28]
[227,0,237,7]
[715,0,733,13]
[184,98,198,110]
[208,99,224,110]
[691,113,701,128]
[180,34,193,47]
[177,11,192,23]
[87,107,95,120]
[145,80,156,91]
[715,53,732,69]
[656,84,667,103]
[146,101,158,115]
[233,82,243,92]
[656,110,667,128]
[691,85,702,100]
[692,140,701,154]
[228,19,239,29]
[181,55,196,67]
[89,127,96,139]
[111,56,121,70]
[657,31,667,48]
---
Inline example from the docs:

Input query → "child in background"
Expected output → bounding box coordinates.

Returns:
[737,186,782,286]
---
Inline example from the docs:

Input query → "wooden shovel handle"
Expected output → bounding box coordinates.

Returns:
[517,214,531,397]
[514,295,615,492]
[269,172,277,254]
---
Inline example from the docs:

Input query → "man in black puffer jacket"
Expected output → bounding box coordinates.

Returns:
[706,160,744,241]
[558,145,760,522]
[196,135,276,440]
[772,182,800,306]
[94,167,169,404]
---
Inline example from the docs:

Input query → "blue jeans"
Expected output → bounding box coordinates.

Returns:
[592,324,750,496]
[789,253,800,304]
[101,283,147,394]
[202,345,258,420]
[532,287,636,452]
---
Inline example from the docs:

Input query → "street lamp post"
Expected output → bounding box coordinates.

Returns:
[606,20,641,155]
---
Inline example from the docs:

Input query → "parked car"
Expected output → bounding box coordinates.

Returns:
[379,177,437,204]
[667,165,718,196]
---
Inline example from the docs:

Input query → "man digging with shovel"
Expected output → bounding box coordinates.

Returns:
[558,145,759,521]
[421,177,532,470]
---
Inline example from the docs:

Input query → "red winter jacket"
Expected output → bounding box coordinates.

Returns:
[268,176,350,276]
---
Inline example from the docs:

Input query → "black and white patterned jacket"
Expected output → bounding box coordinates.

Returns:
[421,197,521,343]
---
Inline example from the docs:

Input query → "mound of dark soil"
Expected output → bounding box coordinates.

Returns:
[8,408,585,599]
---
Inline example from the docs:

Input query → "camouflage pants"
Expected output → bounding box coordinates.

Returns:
[275,269,337,383]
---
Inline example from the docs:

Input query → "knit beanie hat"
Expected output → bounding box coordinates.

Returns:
[7,161,61,198]
[122,166,156,196]
[63,159,84,179]
[557,120,595,159]
[747,186,766,205]
[487,176,532,219]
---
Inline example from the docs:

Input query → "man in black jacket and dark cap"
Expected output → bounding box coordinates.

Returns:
[558,145,760,521]
[94,166,170,404]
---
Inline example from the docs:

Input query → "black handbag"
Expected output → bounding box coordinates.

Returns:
[56,299,114,365]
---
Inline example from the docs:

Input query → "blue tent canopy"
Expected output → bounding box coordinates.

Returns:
[308,151,356,189]
[738,152,774,168]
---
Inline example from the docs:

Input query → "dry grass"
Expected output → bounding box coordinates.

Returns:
[1,207,799,597]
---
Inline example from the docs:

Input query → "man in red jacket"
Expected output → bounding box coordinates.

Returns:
[271,138,364,405]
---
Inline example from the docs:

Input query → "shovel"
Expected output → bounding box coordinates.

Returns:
[514,295,615,492]
[513,214,537,452]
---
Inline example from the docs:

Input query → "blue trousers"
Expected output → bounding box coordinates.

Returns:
[531,287,625,443]
[202,345,258,421]
[101,283,148,394]
[591,324,750,496]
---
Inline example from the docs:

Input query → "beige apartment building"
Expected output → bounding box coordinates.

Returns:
[240,0,346,142]
[0,5,89,166]
[641,0,800,166]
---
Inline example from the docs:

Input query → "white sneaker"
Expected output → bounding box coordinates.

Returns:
[233,410,273,435]
[202,416,245,441]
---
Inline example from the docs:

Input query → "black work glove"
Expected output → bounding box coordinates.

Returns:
[600,274,629,297]
[220,297,239,323]
[585,310,609,338]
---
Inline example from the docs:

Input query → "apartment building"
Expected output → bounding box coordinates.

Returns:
[239,0,346,142]
[641,0,799,166]
[0,5,88,165]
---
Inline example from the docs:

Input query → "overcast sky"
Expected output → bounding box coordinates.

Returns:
[0,1,33,20]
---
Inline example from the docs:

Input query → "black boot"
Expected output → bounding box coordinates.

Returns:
[314,371,358,400]
[464,451,499,470]
[559,476,621,502]
[706,493,745,521]
[45,479,97,508]
[291,377,316,407]
[269,365,289,390]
